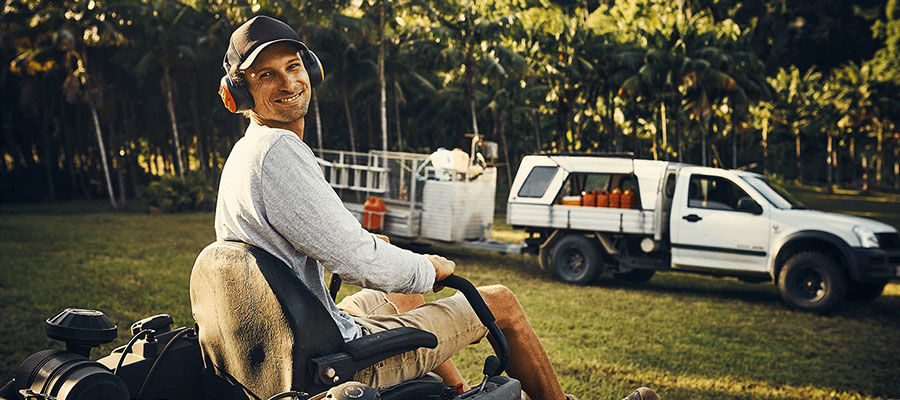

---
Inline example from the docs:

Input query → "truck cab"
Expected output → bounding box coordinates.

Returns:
[509,154,900,313]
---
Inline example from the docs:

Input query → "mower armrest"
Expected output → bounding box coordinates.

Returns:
[310,327,437,387]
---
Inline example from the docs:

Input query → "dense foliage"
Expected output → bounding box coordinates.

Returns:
[1,0,898,206]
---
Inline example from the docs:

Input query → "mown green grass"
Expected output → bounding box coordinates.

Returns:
[1,192,898,400]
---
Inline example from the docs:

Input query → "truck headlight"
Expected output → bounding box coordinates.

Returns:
[852,226,880,248]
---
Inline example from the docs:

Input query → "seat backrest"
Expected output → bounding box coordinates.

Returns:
[189,241,344,399]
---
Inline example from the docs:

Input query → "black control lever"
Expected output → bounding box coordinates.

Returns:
[435,275,509,378]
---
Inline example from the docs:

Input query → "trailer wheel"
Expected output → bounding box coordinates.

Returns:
[613,269,656,283]
[550,235,601,285]
[846,281,887,302]
[777,251,847,313]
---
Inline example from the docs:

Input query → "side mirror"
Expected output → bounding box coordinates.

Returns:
[736,197,763,215]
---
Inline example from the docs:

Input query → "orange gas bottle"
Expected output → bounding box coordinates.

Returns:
[621,189,635,209]
[595,190,609,207]
[609,188,622,208]
[582,191,596,207]
[363,196,386,231]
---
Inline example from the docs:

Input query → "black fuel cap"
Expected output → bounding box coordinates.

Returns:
[45,308,117,357]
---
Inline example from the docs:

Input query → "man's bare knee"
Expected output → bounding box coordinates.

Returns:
[477,285,525,327]
[386,293,425,313]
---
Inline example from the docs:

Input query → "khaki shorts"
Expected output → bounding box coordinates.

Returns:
[337,289,489,390]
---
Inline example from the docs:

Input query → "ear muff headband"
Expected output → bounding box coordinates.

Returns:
[218,41,324,114]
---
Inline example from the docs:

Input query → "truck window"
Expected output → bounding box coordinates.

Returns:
[517,166,558,198]
[687,175,750,211]
[584,174,610,192]
[664,174,677,198]
[557,173,612,199]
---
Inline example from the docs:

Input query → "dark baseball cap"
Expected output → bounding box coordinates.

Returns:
[224,16,307,72]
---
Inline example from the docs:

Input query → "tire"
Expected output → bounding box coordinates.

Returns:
[777,252,847,314]
[846,281,887,302]
[550,234,602,284]
[613,269,656,283]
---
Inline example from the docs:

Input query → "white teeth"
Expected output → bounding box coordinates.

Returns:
[276,93,300,103]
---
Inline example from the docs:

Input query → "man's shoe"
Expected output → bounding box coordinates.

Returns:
[622,387,660,400]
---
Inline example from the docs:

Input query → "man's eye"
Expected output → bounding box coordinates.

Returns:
[260,72,272,78]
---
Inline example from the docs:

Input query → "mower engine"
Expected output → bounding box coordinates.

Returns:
[1,309,204,400]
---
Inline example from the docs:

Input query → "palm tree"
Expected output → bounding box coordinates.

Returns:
[124,0,206,178]
[10,0,126,208]
[413,0,517,140]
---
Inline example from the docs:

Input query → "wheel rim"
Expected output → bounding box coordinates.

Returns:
[560,247,586,278]
[791,266,826,302]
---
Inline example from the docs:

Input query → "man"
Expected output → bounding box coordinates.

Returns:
[214,16,657,400]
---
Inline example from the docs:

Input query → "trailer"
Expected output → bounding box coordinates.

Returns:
[317,137,523,254]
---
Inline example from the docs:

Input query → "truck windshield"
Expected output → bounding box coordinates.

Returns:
[740,176,806,209]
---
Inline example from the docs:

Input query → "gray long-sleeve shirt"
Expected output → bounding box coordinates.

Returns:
[214,122,435,341]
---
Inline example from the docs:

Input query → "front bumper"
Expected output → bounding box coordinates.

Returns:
[850,247,900,282]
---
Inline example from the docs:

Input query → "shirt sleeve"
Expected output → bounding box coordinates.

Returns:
[259,135,435,294]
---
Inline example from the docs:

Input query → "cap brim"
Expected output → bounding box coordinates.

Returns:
[238,39,304,70]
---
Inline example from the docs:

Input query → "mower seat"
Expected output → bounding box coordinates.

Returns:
[189,241,442,399]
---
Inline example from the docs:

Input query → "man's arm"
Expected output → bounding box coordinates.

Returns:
[260,135,435,294]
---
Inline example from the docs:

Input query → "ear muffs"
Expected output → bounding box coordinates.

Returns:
[302,47,324,88]
[219,74,254,113]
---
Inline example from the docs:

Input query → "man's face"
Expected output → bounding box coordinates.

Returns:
[244,43,311,125]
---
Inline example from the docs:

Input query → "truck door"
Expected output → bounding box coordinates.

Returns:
[670,171,770,273]
[654,166,680,241]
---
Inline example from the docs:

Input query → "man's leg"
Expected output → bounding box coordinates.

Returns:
[477,285,566,400]
[385,293,470,391]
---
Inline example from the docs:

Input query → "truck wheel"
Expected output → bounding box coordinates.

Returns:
[550,235,601,285]
[777,252,847,313]
[613,269,656,283]
[846,281,887,302]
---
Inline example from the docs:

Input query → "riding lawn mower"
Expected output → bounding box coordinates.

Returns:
[0,241,521,400]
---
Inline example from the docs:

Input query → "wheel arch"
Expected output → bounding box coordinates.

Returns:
[771,230,857,282]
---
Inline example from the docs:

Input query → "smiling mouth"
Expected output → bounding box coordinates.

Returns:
[274,92,302,103]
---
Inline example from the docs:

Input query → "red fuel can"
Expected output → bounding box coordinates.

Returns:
[363,196,386,231]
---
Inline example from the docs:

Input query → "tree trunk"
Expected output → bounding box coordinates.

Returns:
[312,92,324,154]
[394,88,403,151]
[107,116,127,203]
[876,122,884,186]
[163,68,185,177]
[861,155,869,192]
[189,84,207,177]
[89,104,117,209]
[660,101,668,160]
[651,107,659,160]
[762,119,769,175]
[700,119,708,166]
[377,3,388,152]
[343,89,357,154]
[794,126,802,185]
[465,49,479,137]
[496,110,512,185]
[894,137,899,191]
[40,90,57,201]
[731,126,737,169]
[826,132,833,189]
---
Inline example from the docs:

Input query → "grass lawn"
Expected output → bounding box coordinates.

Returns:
[1,190,899,400]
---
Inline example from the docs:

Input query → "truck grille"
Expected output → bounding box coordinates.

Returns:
[876,232,900,249]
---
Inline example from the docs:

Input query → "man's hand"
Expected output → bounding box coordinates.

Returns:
[424,254,455,292]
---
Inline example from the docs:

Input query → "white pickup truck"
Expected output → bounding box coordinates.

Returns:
[507,153,900,313]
